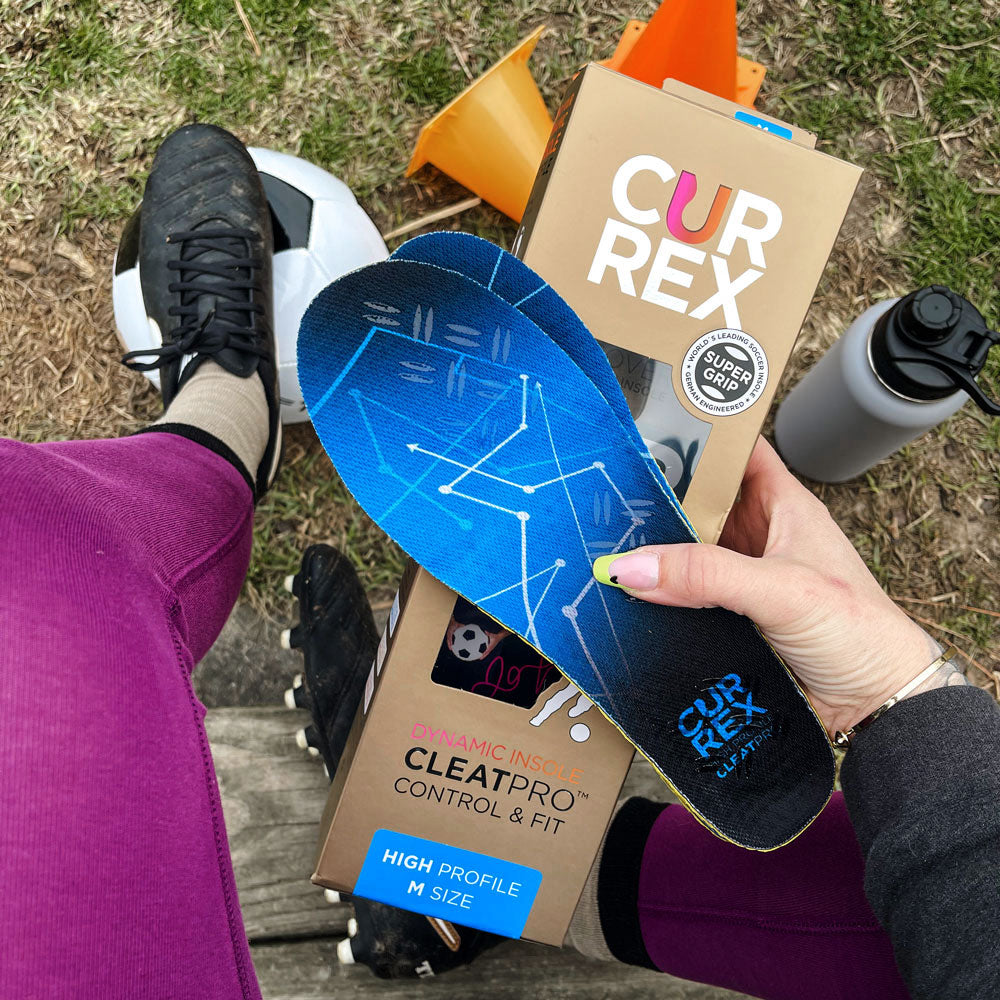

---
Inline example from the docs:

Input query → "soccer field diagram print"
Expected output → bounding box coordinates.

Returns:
[297,246,835,850]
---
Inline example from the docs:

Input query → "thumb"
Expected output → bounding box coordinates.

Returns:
[593,543,786,625]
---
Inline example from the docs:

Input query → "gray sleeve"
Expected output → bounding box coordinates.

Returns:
[841,686,1000,1000]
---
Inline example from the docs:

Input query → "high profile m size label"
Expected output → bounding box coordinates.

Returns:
[354,829,543,938]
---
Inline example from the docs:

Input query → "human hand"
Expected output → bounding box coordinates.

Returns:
[592,437,941,737]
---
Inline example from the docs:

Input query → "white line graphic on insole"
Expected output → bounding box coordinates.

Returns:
[311,329,375,417]
[512,282,548,308]
[473,560,564,605]
[407,445,525,489]
[446,376,529,490]
[329,324,652,707]
[537,384,635,690]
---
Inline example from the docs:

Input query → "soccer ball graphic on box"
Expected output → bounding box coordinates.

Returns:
[112,147,388,424]
[447,622,493,661]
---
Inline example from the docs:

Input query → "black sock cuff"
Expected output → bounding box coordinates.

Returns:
[135,423,257,501]
[597,797,669,969]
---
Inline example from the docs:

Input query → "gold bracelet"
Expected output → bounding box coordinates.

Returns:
[834,646,959,750]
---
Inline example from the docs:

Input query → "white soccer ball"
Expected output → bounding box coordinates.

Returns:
[112,146,388,423]
[447,623,492,661]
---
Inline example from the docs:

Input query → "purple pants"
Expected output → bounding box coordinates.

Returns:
[0,433,907,999]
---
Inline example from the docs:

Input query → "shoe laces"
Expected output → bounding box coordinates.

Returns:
[122,227,271,373]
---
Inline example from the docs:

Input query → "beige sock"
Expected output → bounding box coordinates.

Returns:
[155,360,269,480]
[563,800,624,961]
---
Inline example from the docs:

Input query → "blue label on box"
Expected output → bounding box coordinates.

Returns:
[353,829,543,939]
[734,110,793,140]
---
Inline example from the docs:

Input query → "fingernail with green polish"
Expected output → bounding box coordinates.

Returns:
[592,554,624,587]
[593,551,659,591]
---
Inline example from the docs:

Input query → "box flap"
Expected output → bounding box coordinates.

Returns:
[661,77,817,149]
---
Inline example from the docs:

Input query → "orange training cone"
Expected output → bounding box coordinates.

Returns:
[618,0,738,102]
[406,26,552,223]
[734,58,766,107]
[602,19,646,70]
[603,16,766,107]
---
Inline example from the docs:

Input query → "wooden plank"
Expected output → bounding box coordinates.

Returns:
[250,938,754,999]
[208,707,747,999]
[206,707,677,942]
[206,706,349,941]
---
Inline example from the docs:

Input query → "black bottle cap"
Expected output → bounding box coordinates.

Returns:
[870,285,1000,414]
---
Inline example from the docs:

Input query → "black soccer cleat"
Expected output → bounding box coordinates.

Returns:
[122,123,281,499]
[282,544,378,773]
[282,545,501,978]
[337,899,501,979]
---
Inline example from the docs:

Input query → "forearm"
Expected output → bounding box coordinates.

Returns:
[841,685,1000,1000]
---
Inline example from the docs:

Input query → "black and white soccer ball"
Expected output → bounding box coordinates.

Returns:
[447,624,492,661]
[112,147,388,423]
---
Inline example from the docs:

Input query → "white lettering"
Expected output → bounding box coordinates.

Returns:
[716,190,782,268]
[586,219,650,296]
[689,256,763,328]
[611,154,675,225]
[640,238,706,313]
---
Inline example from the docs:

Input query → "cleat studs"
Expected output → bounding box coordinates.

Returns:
[337,938,355,965]
[285,678,307,711]
[347,917,358,938]
[283,574,296,594]
[297,724,321,757]
[280,628,292,650]
[324,889,341,904]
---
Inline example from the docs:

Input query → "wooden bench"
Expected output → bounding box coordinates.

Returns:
[208,706,750,999]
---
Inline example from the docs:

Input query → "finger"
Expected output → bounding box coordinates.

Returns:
[743,436,804,497]
[719,438,786,554]
[593,543,789,624]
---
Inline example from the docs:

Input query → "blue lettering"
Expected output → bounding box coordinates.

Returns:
[713,706,742,740]
[694,688,725,718]
[678,677,771,772]
[731,691,767,723]
[678,706,702,737]
[717,674,744,700]
[692,727,723,757]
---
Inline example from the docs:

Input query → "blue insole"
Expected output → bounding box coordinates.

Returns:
[297,242,834,849]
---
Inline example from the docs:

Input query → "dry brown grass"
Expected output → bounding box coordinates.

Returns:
[1,1,997,688]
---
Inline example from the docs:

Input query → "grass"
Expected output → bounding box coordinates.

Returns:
[0,0,997,680]
[393,42,467,106]
[768,0,1000,392]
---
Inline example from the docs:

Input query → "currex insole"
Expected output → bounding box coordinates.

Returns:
[390,232,654,470]
[297,256,835,850]
[391,233,702,500]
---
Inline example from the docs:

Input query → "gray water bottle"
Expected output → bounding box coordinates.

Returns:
[775,286,1000,483]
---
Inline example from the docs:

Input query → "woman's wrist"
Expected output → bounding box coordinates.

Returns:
[833,636,967,748]
[906,647,969,698]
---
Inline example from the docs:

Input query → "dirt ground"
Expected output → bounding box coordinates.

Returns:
[1,1,997,692]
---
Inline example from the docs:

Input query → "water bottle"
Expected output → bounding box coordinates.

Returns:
[774,286,1000,483]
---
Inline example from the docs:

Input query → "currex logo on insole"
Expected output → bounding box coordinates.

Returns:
[678,673,774,779]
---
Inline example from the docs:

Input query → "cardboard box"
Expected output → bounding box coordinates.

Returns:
[312,562,635,945]
[513,66,863,540]
[312,65,861,945]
